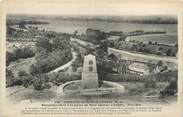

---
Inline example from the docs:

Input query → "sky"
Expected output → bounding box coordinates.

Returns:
[5,0,182,16]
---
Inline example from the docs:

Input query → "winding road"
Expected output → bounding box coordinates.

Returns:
[108,47,177,64]
[48,49,77,74]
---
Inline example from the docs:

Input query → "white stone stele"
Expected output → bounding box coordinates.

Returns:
[81,54,99,89]
[57,54,125,96]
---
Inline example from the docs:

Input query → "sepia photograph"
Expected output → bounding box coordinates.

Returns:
[6,14,178,104]
[1,0,183,117]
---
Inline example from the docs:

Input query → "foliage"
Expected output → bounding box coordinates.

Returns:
[21,75,34,88]
[6,69,15,87]
[111,39,177,57]
[48,72,81,86]
[97,59,115,80]
[71,54,83,72]
[85,28,106,44]
[104,74,148,82]
[33,36,72,74]
[6,47,35,66]
[144,79,157,88]
[165,80,177,91]
[36,37,52,53]
[52,36,70,51]
[30,64,41,75]
[160,79,177,98]
[33,74,50,90]
[155,71,177,82]
[18,70,29,77]
[108,53,119,62]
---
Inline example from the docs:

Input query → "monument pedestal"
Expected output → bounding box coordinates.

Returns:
[82,72,98,89]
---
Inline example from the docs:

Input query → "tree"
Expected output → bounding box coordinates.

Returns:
[157,60,163,66]
[18,70,28,77]
[144,79,157,88]
[158,47,163,51]
[99,40,108,52]
[30,64,41,75]
[139,41,143,46]
[74,30,78,36]
[86,28,106,44]
[33,74,49,90]
[148,41,152,45]
[160,79,177,98]
[165,80,177,91]
[52,36,70,51]
[6,52,13,66]
[166,48,172,56]
[174,43,178,48]
[36,37,52,53]
[21,75,34,88]
[108,53,119,62]
[6,69,14,78]
[118,34,127,41]
[22,47,35,58]
[143,47,150,53]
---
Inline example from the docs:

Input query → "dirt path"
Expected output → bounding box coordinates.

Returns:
[48,49,77,74]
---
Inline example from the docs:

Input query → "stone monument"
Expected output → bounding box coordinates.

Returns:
[81,54,99,89]
[59,54,125,96]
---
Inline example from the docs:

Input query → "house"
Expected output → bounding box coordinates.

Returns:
[128,62,150,76]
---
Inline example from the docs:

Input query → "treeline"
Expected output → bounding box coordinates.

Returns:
[119,18,177,24]
[6,34,73,90]
[110,40,177,57]
[74,28,107,45]
[6,47,35,66]
[126,30,166,36]
[30,35,72,74]
[6,69,80,90]
[7,19,49,26]
[55,16,177,24]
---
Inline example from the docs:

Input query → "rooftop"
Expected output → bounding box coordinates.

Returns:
[129,62,149,70]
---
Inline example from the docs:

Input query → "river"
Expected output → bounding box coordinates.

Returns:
[27,19,178,45]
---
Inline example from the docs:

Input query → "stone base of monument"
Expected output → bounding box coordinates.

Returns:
[57,80,125,96]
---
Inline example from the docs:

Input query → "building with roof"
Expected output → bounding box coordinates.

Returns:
[128,62,150,76]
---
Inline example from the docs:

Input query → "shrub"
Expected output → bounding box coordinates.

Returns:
[144,79,157,88]
[6,47,35,66]
[20,75,34,88]
[33,74,49,90]
[18,70,28,77]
